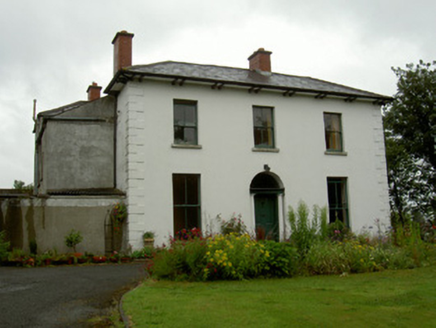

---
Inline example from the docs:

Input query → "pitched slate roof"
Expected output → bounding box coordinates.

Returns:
[106,61,391,102]
[37,101,88,118]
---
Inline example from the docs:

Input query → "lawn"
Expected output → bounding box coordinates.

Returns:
[122,266,436,327]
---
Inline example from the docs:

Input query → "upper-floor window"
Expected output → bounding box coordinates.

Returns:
[174,100,197,145]
[324,113,343,152]
[253,106,275,148]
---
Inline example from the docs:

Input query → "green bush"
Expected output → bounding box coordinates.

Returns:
[150,238,208,281]
[148,210,435,282]
[303,238,424,276]
[150,234,278,281]
[0,231,10,263]
[217,213,248,236]
[304,241,349,275]
[260,240,299,277]
[204,234,266,280]
[64,229,83,252]
[288,202,327,254]
[29,240,38,255]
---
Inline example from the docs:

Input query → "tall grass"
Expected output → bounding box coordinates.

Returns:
[288,202,328,254]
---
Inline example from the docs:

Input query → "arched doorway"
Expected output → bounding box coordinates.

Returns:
[250,171,284,240]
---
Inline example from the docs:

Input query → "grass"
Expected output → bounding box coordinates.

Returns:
[122,266,436,327]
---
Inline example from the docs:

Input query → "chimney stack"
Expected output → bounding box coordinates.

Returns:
[87,82,102,101]
[112,30,134,75]
[248,48,272,72]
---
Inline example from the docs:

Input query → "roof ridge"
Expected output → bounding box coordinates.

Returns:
[130,60,251,72]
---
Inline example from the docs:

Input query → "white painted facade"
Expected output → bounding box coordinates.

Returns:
[116,78,390,248]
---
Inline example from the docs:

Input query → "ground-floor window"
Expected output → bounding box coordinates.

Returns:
[172,174,201,235]
[327,177,349,226]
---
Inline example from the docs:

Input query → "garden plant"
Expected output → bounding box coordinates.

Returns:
[147,203,436,281]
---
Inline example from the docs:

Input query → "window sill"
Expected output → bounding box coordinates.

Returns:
[172,144,202,150]
[325,150,347,156]
[252,147,280,153]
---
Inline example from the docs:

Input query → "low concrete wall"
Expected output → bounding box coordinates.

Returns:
[0,195,125,255]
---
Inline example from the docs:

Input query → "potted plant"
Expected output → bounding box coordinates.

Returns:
[64,229,83,253]
[143,231,155,248]
[111,202,127,233]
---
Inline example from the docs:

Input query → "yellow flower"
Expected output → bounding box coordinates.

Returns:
[228,262,232,267]
[265,251,270,258]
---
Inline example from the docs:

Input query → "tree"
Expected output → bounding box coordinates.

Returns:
[13,180,33,191]
[384,60,436,224]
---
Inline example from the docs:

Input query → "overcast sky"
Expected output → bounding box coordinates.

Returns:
[0,0,435,188]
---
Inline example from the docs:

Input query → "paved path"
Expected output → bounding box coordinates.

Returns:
[0,263,146,327]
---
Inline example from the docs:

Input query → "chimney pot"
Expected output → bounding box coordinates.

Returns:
[87,82,102,101]
[248,48,272,72]
[112,30,134,75]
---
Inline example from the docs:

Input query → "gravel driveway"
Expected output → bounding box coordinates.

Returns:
[0,263,146,327]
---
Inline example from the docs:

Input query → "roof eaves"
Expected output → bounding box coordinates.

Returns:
[104,62,393,102]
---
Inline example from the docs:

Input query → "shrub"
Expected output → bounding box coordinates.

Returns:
[304,240,349,275]
[303,237,424,276]
[218,213,248,236]
[150,234,275,281]
[204,234,266,280]
[328,219,354,242]
[132,247,154,259]
[0,231,10,263]
[260,241,299,277]
[288,202,327,254]
[29,239,37,255]
[150,238,207,281]
[64,230,83,252]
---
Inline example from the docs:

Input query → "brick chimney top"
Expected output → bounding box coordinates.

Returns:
[248,48,272,73]
[87,82,102,101]
[112,30,134,75]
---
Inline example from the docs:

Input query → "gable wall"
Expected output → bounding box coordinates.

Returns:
[117,80,390,247]
[37,97,116,193]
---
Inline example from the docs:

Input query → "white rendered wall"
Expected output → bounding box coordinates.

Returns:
[117,80,390,248]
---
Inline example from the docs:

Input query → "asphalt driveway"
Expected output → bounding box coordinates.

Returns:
[0,263,146,327]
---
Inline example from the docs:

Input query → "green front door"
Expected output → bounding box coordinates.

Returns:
[254,194,279,240]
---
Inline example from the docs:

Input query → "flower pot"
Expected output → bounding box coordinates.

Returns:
[143,238,154,248]
[92,256,107,263]
[121,257,131,263]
